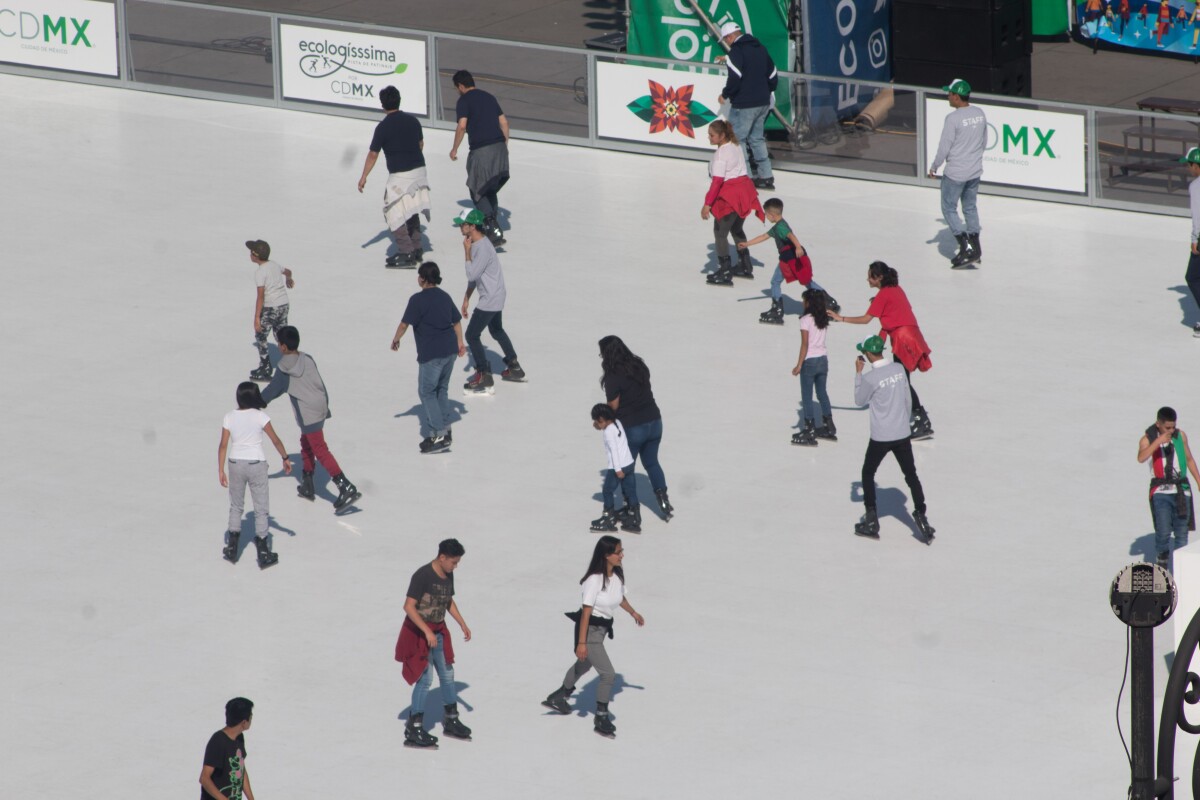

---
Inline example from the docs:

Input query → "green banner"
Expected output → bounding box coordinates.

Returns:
[627,0,793,128]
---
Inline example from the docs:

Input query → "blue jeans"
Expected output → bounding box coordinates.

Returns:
[800,356,831,423]
[729,105,773,180]
[411,632,457,713]
[940,176,980,236]
[417,354,455,436]
[1152,491,1190,555]
[771,266,827,303]
[602,463,639,509]
[625,418,666,492]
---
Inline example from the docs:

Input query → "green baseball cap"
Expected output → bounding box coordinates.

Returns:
[1181,147,1200,165]
[942,78,971,97]
[856,336,886,355]
[453,209,485,227]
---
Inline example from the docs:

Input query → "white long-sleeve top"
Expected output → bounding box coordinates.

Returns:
[930,105,987,182]
[1190,175,1200,243]
[708,141,748,180]
[601,420,634,470]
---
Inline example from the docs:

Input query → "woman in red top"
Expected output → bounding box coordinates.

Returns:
[830,261,934,439]
[701,120,764,286]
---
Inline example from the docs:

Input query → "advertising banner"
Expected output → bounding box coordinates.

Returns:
[279,24,427,114]
[924,100,1086,193]
[626,0,793,128]
[801,0,891,126]
[0,0,118,76]
[596,60,729,151]
[1077,0,1200,56]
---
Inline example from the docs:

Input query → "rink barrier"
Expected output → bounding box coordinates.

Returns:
[1,0,1191,218]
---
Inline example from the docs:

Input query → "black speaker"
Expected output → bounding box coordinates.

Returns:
[892,0,1031,65]
[891,56,1032,97]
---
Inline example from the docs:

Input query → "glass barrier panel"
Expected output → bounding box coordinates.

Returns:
[1095,109,1194,210]
[126,1,273,98]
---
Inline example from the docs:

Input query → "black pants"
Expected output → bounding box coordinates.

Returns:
[713,213,746,259]
[901,365,922,411]
[466,309,516,373]
[861,437,926,514]
[473,190,499,219]
[1187,251,1200,321]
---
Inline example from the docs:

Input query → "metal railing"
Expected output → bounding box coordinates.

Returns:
[3,0,1193,217]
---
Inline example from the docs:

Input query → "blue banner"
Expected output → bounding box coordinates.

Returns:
[801,0,892,126]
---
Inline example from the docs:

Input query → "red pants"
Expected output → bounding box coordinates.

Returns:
[299,429,342,476]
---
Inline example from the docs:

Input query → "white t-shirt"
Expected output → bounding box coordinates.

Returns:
[581,572,625,619]
[255,260,289,308]
[799,314,828,359]
[708,142,748,180]
[601,420,634,470]
[223,408,272,461]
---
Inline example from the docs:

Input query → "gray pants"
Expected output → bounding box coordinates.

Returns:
[561,623,616,703]
[392,214,421,254]
[227,459,269,538]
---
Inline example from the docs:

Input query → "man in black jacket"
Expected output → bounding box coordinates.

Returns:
[717,21,778,190]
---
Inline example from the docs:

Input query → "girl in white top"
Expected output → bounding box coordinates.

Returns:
[540,536,645,738]
[791,289,837,446]
[701,119,763,285]
[218,381,291,568]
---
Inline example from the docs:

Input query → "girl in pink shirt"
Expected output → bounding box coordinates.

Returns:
[791,289,837,446]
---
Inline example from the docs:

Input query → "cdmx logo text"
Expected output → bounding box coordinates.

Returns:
[0,11,94,46]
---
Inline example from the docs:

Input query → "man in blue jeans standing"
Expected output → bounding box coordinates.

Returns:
[929,78,987,269]
[391,262,466,453]
[1138,407,1200,571]
[717,20,778,190]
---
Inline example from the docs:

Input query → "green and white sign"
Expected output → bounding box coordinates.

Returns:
[279,24,426,114]
[0,0,117,76]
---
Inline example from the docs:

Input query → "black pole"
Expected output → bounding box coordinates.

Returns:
[1132,626,1156,800]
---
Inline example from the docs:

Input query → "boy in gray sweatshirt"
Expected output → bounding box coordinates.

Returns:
[852,336,934,542]
[261,326,362,511]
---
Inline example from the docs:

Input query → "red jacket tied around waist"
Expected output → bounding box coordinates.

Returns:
[395,617,454,685]
[705,176,765,222]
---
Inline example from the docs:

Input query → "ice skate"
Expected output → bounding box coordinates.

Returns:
[951,233,980,269]
[404,713,439,749]
[542,687,574,714]
[913,511,936,544]
[759,298,784,325]
[441,704,472,740]
[501,357,527,382]
[814,415,838,441]
[483,216,506,246]
[854,508,880,539]
[420,435,450,454]
[791,420,818,447]
[222,531,240,564]
[590,509,619,532]
[296,470,315,501]
[654,488,674,521]
[331,473,361,510]
[1193,323,1200,338]
[706,256,734,286]
[253,535,278,569]
[910,408,934,441]
[464,370,495,395]
[248,361,273,382]
[618,505,642,534]
[733,248,754,279]
[825,294,841,313]
[1157,551,1171,571]
[593,702,616,738]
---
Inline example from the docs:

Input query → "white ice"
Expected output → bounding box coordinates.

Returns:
[0,73,1190,799]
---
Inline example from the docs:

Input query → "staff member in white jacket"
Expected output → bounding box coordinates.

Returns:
[928,78,987,269]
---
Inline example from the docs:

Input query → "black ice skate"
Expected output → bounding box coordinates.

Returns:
[753,176,775,190]
[913,511,936,544]
[331,473,361,510]
[442,704,472,740]
[951,233,980,269]
[1158,551,1171,571]
[814,415,837,441]
[825,295,841,313]
[759,298,784,325]
[404,713,439,749]
[593,702,617,738]
[654,488,674,521]
[249,361,273,382]
[296,470,315,501]
[590,509,619,532]
[501,357,526,382]
[542,687,574,714]
[464,370,495,394]
[706,256,734,286]
[254,535,278,569]
[619,505,642,534]
[733,248,754,279]
[420,435,450,454]
[222,531,240,564]
[791,420,818,447]
[854,508,880,539]
[910,408,934,441]
[483,216,506,246]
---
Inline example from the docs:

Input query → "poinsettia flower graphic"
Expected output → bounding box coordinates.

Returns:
[626,80,718,139]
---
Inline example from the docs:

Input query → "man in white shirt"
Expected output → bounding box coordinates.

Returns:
[1181,148,1200,336]
[245,239,294,381]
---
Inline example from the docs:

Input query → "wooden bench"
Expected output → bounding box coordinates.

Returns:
[1106,150,1188,191]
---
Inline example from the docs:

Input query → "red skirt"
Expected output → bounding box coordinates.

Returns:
[886,325,932,373]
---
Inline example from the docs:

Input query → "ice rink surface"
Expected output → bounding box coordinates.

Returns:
[2,73,1195,798]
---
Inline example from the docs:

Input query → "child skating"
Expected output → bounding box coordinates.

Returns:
[245,239,294,381]
[589,404,641,534]
[790,289,837,446]
[737,198,838,324]
[217,381,291,568]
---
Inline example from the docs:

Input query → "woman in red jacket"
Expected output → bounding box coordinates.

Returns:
[831,261,934,439]
[702,120,764,286]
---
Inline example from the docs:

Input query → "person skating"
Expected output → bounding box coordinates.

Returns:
[1181,148,1200,336]
[217,382,291,568]
[716,20,779,190]
[790,289,836,446]
[199,697,257,800]
[852,336,935,543]
[457,210,524,393]
[928,79,987,268]
[244,240,294,381]
[357,85,431,268]
[261,326,361,511]
[391,262,466,453]
[701,120,764,285]
[589,404,641,534]
[394,539,473,747]
[830,262,934,440]
[541,536,645,738]
[737,197,839,324]
[1137,407,1200,570]
[449,70,510,246]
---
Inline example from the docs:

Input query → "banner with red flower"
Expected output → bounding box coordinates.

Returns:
[597,62,728,151]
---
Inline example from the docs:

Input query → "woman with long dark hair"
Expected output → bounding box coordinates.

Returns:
[791,289,836,446]
[541,536,645,738]
[701,119,764,286]
[598,335,672,526]
[830,261,934,439]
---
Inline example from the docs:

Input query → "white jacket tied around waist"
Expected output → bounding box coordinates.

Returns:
[383,167,432,231]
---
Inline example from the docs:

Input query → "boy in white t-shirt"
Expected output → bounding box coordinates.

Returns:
[589,404,641,534]
[246,239,295,382]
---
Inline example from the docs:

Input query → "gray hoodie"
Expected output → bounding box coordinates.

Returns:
[261,352,332,430]
[853,356,912,442]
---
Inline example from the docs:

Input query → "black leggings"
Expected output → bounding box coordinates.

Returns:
[861,437,926,514]
[713,213,746,259]
[902,365,922,411]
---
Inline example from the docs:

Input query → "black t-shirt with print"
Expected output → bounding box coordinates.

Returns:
[369,111,425,173]
[604,372,662,428]
[455,89,505,150]
[201,730,247,800]
[407,563,454,624]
